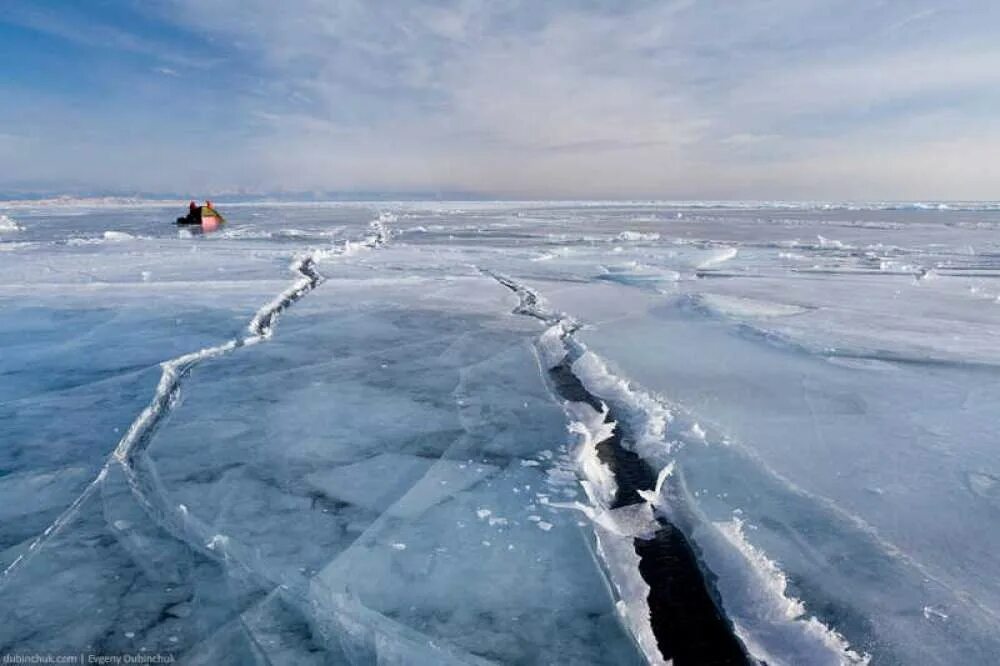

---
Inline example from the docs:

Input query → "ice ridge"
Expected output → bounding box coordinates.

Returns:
[1,220,392,587]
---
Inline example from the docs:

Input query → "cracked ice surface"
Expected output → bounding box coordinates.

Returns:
[3,201,1000,664]
[142,275,640,664]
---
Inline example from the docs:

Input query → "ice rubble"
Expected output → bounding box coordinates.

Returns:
[696,246,738,269]
[0,214,23,231]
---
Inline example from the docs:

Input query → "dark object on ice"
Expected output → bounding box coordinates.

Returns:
[177,202,225,228]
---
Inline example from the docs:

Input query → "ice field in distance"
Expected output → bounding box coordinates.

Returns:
[1,199,1000,665]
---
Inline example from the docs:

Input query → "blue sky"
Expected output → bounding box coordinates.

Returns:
[2,0,999,199]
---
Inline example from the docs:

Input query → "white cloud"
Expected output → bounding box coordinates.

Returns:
[7,0,1000,198]
[732,45,1000,117]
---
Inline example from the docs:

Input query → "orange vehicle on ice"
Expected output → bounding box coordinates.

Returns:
[177,201,225,230]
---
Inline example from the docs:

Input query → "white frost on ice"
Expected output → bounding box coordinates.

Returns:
[571,351,674,466]
[697,516,869,666]
[816,235,847,249]
[616,230,661,242]
[102,231,137,242]
[696,246,738,269]
[564,401,618,505]
[594,526,667,666]
[66,230,142,245]
[537,322,570,368]
[637,461,675,509]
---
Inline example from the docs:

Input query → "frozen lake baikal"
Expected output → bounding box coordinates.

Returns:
[1,201,999,665]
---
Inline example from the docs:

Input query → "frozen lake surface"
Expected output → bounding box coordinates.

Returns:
[2,200,999,664]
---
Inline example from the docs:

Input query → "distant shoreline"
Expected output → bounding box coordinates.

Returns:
[2,196,1000,211]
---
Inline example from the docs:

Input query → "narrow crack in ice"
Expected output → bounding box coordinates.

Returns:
[1,220,391,587]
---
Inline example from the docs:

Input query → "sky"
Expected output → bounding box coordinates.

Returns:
[2,0,999,200]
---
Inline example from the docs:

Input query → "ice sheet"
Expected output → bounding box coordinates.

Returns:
[2,201,999,664]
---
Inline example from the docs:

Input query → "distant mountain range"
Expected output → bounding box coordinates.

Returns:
[0,187,491,203]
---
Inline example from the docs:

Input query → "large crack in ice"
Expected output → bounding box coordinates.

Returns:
[1,220,390,588]
[485,270,748,665]
[486,270,867,666]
